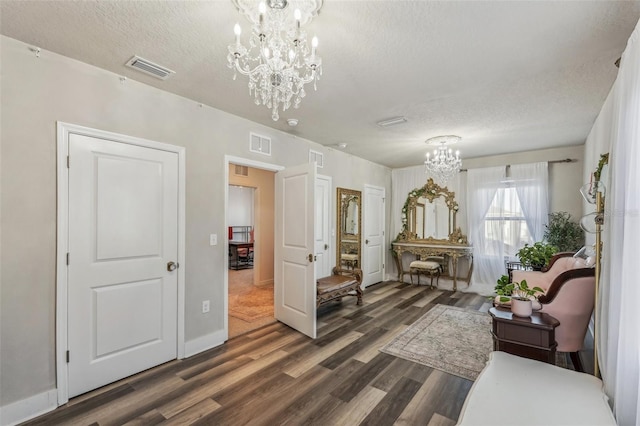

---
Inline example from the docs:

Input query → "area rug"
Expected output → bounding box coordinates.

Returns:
[380,304,493,380]
[229,284,274,322]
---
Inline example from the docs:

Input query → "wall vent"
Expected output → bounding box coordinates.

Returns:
[234,165,249,176]
[309,150,324,168]
[125,56,175,80]
[250,133,271,156]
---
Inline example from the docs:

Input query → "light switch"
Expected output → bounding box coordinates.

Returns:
[202,300,210,313]
[210,234,217,246]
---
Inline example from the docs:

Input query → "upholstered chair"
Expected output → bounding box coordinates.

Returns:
[511,252,595,372]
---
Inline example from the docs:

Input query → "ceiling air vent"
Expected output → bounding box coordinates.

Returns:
[250,133,272,156]
[234,165,249,177]
[125,56,175,80]
[309,150,324,168]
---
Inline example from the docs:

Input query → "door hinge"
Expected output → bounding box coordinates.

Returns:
[66,253,69,265]
[66,156,70,168]
[383,263,385,269]
[66,350,70,363]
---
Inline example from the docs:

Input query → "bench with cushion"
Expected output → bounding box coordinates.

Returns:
[316,267,363,307]
[409,259,442,288]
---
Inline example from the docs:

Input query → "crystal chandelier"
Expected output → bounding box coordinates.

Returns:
[424,135,463,183]
[227,0,323,121]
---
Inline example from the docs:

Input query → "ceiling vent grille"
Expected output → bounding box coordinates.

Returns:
[125,56,175,80]
[234,165,249,176]
[250,133,271,156]
[309,150,324,168]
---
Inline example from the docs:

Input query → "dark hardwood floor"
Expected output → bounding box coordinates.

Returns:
[22,281,541,425]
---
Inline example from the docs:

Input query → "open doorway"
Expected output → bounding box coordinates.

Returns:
[228,164,276,338]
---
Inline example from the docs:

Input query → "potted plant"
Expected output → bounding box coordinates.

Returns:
[494,274,511,298]
[499,279,545,317]
[544,212,584,252]
[516,242,558,270]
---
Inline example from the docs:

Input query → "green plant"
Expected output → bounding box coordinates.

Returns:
[495,275,511,297]
[498,279,545,303]
[544,212,584,252]
[517,242,558,270]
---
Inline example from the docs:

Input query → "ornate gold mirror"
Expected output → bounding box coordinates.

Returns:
[398,178,467,244]
[337,188,361,270]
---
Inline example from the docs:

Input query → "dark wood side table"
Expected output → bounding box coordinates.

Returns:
[489,307,560,364]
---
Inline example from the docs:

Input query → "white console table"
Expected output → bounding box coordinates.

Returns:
[392,241,473,291]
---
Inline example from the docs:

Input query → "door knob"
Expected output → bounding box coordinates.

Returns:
[324,244,329,250]
[308,253,314,263]
[167,261,178,272]
[365,239,369,244]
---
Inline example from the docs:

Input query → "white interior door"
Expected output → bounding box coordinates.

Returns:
[315,175,332,279]
[274,163,317,338]
[363,185,385,287]
[67,134,179,397]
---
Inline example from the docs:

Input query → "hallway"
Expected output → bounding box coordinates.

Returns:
[228,269,275,338]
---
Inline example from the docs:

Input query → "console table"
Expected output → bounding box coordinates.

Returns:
[392,241,472,291]
[489,307,560,364]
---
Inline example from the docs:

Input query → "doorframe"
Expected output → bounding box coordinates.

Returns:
[363,184,386,287]
[56,122,186,405]
[224,156,284,339]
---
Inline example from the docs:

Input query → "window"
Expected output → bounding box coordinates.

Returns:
[484,185,533,259]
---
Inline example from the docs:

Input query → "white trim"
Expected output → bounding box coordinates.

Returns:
[184,329,227,358]
[55,122,186,405]
[224,155,284,339]
[0,389,57,426]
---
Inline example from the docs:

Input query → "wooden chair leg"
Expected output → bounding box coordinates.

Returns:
[570,352,584,372]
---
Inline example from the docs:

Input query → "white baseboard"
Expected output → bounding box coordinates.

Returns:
[0,389,58,426]
[184,329,227,358]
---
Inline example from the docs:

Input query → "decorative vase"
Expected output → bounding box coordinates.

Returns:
[511,298,532,317]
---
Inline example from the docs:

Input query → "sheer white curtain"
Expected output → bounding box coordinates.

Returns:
[466,166,506,295]
[598,19,640,426]
[510,162,549,242]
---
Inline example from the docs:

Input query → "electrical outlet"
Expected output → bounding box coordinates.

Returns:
[202,300,210,313]
[209,234,217,246]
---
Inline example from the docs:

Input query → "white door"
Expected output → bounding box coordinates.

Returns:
[274,163,317,338]
[363,185,385,287]
[67,134,179,397]
[315,175,332,279]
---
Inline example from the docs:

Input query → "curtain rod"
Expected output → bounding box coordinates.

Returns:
[459,158,575,172]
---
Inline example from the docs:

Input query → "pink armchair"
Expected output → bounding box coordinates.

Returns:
[513,252,595,372]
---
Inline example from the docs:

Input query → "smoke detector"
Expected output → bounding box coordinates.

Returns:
[286,118,299,127]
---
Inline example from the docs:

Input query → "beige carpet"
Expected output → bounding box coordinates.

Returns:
[229,284,274,322]
[380,304,493,381]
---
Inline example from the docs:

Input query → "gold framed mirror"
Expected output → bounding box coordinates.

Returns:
[337,187,361,270]
[398,178,467,244]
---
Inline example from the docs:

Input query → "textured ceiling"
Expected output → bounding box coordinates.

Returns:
[1,1,639,168]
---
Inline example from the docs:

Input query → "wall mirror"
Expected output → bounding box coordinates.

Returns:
[398,178,467,244]
[337,187,361,270]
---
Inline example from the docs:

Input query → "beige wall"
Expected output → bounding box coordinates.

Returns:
[0,35,392,407]
[228,166,275,285]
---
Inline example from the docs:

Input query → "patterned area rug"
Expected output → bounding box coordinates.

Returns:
[381,304,493,380]
[229,284,274,322]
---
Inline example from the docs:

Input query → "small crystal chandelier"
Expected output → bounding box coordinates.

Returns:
[227,0,323,121]
[424,135,463,183]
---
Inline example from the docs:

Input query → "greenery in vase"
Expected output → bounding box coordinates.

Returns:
[544,212,584,252]
[499,279,545,303]
[516,242,558,270]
